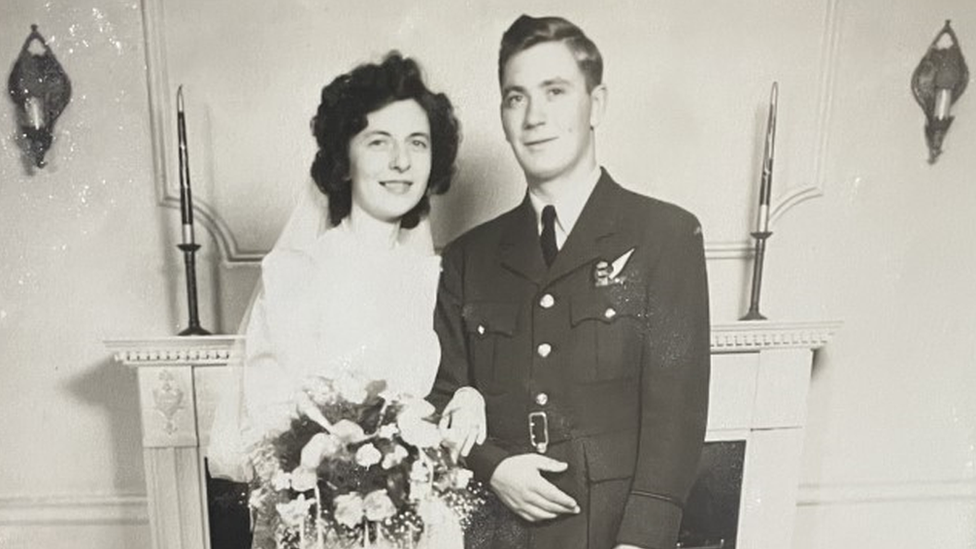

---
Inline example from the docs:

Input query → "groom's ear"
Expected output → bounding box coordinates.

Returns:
[589,84,608,129]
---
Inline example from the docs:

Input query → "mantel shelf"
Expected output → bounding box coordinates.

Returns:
[105,320,841,367]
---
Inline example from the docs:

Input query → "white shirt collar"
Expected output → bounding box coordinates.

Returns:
[528,166,602,247]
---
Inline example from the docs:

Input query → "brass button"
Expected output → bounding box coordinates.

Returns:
[539,293,555,309]
[477,324,486,335]
[537,343,552,358]
[535,393,549,406]
[604,307,617,319]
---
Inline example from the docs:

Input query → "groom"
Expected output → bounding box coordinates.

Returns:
[432,14,710,549]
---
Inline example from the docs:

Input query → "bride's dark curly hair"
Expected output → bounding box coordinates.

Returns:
[310,52,460,229]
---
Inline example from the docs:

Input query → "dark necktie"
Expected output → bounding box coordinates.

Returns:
[541,205,558,267]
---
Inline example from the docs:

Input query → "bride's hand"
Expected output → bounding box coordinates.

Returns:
[438,387,487,460]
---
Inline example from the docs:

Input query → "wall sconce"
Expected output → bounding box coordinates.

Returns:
[6,24,72,170]
[911,20,968,164]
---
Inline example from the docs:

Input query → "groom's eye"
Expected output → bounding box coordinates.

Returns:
[546,87,566,99]
[503,93,525,109]
[367,137,391,149]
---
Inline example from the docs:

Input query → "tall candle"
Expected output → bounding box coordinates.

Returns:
[26,97,44,130]
[934,88,952,120]
[757,82,778,234]
[176,86,195,244]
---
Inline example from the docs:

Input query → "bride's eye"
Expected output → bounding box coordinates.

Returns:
[409,138,430,150]
[367,136,392,149]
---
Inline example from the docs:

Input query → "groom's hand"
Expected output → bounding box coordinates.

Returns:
[490,454,580,522]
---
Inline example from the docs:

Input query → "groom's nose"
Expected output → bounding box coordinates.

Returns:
[524,97,547,128]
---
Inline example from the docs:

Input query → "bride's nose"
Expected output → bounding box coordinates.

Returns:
[389,143,411,172]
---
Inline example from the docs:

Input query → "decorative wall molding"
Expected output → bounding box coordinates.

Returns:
[709,0,842,259]
[710,320,841,353]
[768,0,841,228]
[140,0,844,265]
[704,240,757,261]
[106,335,243,366]
[106,322,840,365]
[0,494,149,525]
[796,479,976,506]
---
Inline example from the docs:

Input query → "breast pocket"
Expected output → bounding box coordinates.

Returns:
[461,302,519,392]
[570,288,645,382]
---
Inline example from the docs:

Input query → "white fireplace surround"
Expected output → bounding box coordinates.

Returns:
[106,320,838,549]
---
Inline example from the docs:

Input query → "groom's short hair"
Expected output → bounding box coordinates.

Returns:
[498,15,604,92]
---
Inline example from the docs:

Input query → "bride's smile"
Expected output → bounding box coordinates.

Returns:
[379,179,415,194]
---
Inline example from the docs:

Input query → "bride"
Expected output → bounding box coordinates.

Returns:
[208,52,485,508]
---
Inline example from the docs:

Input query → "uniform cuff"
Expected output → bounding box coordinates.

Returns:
[463,440,511,484]
[616,493,683,549]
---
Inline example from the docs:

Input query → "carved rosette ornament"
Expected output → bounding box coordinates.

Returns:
[152,370,185,434]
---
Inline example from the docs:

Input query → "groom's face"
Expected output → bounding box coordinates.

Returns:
[500,41,603,185]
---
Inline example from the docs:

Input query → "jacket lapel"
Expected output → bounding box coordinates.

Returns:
[547,170,636,285]
[499,195,547,285]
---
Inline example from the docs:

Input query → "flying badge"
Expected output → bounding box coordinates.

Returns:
[593,247,636,287]
[593,260,613,287]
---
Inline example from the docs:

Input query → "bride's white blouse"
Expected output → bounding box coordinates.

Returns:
[242,221,442,436]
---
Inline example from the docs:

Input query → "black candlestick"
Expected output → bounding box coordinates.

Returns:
[177,242,210,336]
[741,230,772,321]
[175,85,210,336]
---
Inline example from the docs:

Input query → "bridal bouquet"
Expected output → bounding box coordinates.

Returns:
[248,374,482,549]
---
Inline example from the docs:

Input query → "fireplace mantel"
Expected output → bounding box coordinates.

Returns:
[106,320,839,549]
[109,320,840,365]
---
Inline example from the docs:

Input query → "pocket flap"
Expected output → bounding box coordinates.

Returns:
[570,289,644,327]
[583,430,638,481]
[462,302,519,336]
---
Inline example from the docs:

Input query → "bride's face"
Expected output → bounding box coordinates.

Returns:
[347,99,432,224]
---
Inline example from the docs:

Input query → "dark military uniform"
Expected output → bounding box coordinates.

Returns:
[431,170,710,549]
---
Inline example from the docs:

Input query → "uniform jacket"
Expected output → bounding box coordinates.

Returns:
[431,170,710,549]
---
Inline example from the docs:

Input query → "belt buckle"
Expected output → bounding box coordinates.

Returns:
[528,411,549,454]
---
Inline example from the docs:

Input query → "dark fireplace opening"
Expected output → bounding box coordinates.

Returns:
[205,460,253,549]
[677,440,746,549]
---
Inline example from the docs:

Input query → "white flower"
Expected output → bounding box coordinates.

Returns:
[290,467,318,492]
[398,415,442,448]
[300,433,341,469]
[355,443,382,468]
[331,419,366,445]
[271,469,292,491]
[376,423,399,439]
[409,460,431,482]
[450,468,474,490]
[363,489,396,522]
[399,397,436,420]
[333,492,364,528]
[408,460,432,501]
[381,444,409,469]
[276,494,313,529]
[303,376,337,406]
[248,489,265,510]
[334,373,368,404]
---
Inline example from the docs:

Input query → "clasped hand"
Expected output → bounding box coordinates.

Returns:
[490,454,580,522]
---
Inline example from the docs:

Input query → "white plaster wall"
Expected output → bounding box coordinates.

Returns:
[0,0,161,547]
[0,0,974,547]
[780,1,976,545]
